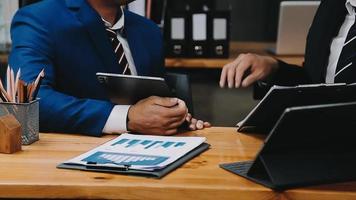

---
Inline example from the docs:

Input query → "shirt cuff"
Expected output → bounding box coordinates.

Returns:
[102,105,131,134]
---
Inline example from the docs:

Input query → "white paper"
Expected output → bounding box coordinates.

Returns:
[65,134,206,171]
[0,0,18,48]
[192,14,207,41]
[171,18,185,40]
[213,18,227,40]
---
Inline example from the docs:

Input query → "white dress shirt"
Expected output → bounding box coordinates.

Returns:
[102,8,138,134]
[326,0,356,83]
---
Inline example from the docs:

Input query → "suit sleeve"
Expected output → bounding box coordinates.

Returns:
[9,8,114,136]
[271,60,310,86]
[253,60,311,99]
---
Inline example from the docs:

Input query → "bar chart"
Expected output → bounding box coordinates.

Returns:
[68,134,206,171]
[112,138,187,149]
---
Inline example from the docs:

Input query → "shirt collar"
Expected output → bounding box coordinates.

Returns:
[346,0,356,15]
[102,6,125,30]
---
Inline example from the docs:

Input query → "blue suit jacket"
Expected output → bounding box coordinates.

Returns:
[9,0,165,136]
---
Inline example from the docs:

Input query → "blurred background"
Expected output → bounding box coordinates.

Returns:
[0,0,319,126]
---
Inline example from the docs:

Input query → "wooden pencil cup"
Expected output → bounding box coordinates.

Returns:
[0,114,22,154]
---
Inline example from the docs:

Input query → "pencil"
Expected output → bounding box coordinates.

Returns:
[31,69,45,101]
[18,80,24,103]
[11,68,15,102]
[0,86,10,102]
[6,66,12,102]
[14,69,21,99]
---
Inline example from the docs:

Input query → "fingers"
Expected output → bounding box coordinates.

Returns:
[203,122,212,127]
[189,118,198,130]
[220,65,228,88]
[227,64,237,88]
[162,99,188,118]
[234,55,255,88]
[220,53,271,89]
[186,113,192,122]
[196,120,204,129]
[188,117,211,131]
[220,54,253,88]
[241,71,261,88]
[150,96,178,107]
[220,54,245,88]
[166,117,186,130]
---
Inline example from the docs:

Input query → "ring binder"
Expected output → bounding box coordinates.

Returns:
[209,11,230,58]
[164,13,189,57]
[189,13,209,58]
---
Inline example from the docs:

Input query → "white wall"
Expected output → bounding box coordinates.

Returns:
[0,0,19,51]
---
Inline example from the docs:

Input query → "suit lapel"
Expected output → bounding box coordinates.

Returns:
[66,0,119,73]
[308,0,347,82]
[322,0,348,79]
[124,10,150,76]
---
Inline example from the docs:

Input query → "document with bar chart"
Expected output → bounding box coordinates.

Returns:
[64,134,207,171]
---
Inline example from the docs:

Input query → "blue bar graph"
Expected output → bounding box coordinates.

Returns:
[140,140,152,145]
[126,139,140,148]
[162,142,175,148]
[111,138,187,149]
[174,142,186,147]
[145,141,163,149]
[112,138,129,146]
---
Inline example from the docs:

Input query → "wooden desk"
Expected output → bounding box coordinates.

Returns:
[0,127,355,199]
[165,42,304,68]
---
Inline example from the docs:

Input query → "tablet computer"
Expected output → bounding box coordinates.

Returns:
[222,101,356,190]
[237,83,356,134]
[96,73,174,104]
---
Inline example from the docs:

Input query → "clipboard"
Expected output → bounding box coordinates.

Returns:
[57,143,210,179]
[222,101,356,190]
[237,83,356,134]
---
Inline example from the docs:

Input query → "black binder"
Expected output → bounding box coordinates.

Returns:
[237,83,356,134]
[58,143,210,179]
[164,13,189,57]
[189,12,209,58]
[209,11,230,58]
[221,102,356,190]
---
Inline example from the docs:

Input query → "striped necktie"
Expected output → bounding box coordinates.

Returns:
[334,13,356,83]
[104,14,131,75]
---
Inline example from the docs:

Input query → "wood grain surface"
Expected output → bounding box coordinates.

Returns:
[0,127,355,200]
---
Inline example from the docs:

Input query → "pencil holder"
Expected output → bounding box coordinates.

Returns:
[0,100,39,145]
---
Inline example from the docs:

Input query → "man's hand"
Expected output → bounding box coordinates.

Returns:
[220,53,279,88]
[127,96,188,135]
[185,113,211,131]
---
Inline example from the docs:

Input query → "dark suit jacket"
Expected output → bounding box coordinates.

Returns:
[272,0,347,86]
[9,0,165,136]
